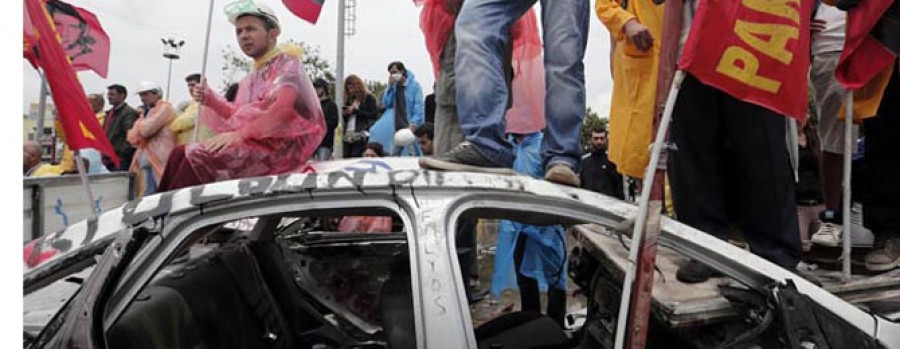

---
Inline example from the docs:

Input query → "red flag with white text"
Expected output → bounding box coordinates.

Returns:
[678,0,812,121]
[24,0,119,166]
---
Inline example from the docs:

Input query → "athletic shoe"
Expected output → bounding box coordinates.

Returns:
[865,237,900,272]
[418,141,516,175]
[544,163,580,187]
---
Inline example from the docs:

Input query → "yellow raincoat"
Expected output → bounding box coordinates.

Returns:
[596,0,664,179]
[170,102,215,145]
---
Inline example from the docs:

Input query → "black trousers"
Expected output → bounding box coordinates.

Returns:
[862,63,900,240]
[668,74,801,268]
[513,233,566,326]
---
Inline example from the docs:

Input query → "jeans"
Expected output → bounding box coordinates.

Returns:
[139,152,157,195]
[455,0,588,171]
[315,146,333,162]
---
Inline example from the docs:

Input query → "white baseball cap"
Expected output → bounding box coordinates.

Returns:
[225,0,280,29]
[136,81,162,94]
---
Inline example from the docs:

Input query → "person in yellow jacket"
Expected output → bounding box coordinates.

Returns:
[595,0,663,180]
[170,73,216,145]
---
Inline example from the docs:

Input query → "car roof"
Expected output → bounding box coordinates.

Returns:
[24,157,625,275]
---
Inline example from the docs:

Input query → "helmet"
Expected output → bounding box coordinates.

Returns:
[225,0,280,29]
[136,81,162,95]
[394,128,416,147]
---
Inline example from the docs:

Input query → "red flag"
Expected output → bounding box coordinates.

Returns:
[283,0,325,24]
[24,0,119,166]
[678,0,813,121]
[45,0,111,78]
[835,1,898,90]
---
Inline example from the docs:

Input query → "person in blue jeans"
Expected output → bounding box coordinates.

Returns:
[419,0,589,187]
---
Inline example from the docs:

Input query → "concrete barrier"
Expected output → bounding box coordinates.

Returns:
[23,172,134,242]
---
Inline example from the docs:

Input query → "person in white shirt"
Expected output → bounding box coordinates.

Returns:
[808,2,858,248]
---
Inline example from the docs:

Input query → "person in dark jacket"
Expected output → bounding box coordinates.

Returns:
[313,78,339,161]
[343,74,379,158]
[102,84,139,171]
[580,126,625,199]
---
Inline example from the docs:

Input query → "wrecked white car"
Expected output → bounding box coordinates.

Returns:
[23,158,900,348]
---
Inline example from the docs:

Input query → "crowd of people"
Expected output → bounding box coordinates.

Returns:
[24,0,899,286]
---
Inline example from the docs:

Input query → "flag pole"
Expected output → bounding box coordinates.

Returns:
[36,73,49,145]
[841,94,853,282]
[614,70,685,349]
[193,0,216,143]
[74,150,99,217]
[334,0,347,159]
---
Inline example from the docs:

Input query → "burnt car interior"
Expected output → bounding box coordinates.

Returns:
[106,208,417,349]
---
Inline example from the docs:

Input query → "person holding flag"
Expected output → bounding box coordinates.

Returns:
[666,0,812,283]
[157,0,325,191]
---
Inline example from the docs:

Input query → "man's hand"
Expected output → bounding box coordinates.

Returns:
[444,0,463,14]
[623,18,654,52]
[811,19,827,34]
[192,78,209,103]
[203,132,240,153]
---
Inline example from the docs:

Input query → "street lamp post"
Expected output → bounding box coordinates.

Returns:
[161,37,185,101]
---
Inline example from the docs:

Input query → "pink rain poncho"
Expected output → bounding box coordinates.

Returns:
[419,1,546,134]
[185,47,325,184]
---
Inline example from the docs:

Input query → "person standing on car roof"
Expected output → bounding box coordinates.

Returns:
[418,0,588,188]
[157,1,325,191]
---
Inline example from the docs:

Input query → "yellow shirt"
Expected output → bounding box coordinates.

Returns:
[170,102,215,145]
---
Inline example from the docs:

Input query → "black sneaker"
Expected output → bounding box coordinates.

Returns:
[419,141,516,175]
[676,260,722,284]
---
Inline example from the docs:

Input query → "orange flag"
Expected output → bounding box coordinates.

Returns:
[24,0,118,166]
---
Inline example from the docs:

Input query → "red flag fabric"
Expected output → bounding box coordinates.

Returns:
[835,1,898,90]
[24,0,119,166]
[678,0,812,121]
[45,0,110,78]
[282,0,325,24]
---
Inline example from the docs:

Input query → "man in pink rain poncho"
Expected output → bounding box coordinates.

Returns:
[158,1,324,191]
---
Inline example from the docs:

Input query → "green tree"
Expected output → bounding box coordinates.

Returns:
[366,80,388,101]
[580,107,609,153]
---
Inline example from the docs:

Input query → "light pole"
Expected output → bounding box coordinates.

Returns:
[161,37,185,101]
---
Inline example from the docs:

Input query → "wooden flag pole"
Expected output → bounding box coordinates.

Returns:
[193,0,216,143]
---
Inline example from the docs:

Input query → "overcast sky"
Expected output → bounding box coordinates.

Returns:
[21,0,613,117]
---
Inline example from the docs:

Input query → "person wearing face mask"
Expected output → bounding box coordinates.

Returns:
[382,61,425,156]
[580,125,624,199]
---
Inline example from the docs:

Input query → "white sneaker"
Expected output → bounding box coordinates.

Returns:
[811,223,842,247]
[850,203,874,248]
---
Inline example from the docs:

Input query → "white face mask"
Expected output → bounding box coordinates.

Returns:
[391,73,403,82]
